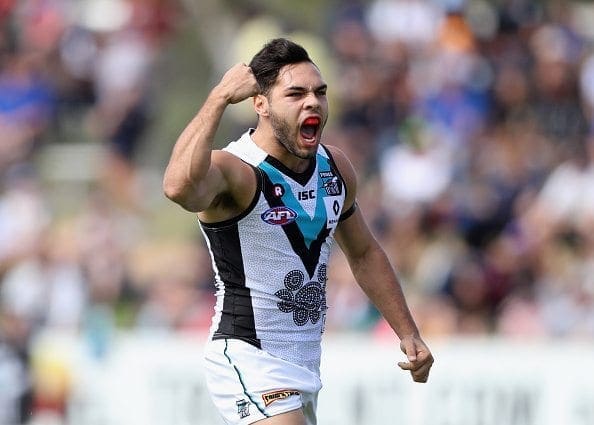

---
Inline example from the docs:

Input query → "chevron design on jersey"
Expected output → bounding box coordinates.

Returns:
[259,160,327,246]
[260,160,331,279]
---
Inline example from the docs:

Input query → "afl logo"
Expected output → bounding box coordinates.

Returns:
[261,206,297,225]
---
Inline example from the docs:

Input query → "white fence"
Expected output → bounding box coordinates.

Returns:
[33,333,594,425]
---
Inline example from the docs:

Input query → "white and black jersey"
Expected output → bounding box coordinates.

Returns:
[200,130,354,371]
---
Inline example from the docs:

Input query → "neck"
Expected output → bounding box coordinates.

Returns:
[251,126,312,173]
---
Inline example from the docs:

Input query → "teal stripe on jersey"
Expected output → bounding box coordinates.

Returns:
[259,158,328,248]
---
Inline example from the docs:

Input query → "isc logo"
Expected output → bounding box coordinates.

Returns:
[298,190,316,201]
[261,206,298,225]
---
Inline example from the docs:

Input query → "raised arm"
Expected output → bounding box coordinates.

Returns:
[329,146,434,383]
[163,63,259,213]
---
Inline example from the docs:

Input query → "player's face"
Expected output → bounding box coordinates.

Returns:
[267,62,328,159]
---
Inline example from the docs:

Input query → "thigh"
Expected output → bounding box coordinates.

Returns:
[253,408,307,425]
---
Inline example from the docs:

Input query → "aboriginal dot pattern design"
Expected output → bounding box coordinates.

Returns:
[275,266,327,326]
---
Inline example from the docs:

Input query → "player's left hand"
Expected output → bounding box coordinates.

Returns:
[397,335,434,383]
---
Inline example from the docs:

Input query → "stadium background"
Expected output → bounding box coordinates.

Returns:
[1,0,594,424]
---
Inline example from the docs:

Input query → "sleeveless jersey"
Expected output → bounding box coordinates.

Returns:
[199,130,348,370]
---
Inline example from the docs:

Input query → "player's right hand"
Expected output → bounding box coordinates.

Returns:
[214,63,260,104]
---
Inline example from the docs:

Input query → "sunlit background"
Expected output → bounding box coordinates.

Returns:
[1,0,594,424]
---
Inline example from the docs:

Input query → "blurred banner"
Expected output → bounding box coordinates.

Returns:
[32,333,594,425]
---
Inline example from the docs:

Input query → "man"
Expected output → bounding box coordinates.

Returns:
[163,38,433,425]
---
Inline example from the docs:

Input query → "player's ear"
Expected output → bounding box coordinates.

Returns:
[253,94,269,117]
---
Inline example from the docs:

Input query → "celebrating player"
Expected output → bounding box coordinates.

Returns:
[163,38,434,425]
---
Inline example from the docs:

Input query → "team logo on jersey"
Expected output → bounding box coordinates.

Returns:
[275,268,327,326]
[261,206,297,225]
[262,390,301,407]
[319,171,342,196]
[236,399,251,419]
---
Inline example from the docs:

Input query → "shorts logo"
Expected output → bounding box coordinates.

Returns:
[261,206,297,225]
[236,399,251,419]
[262,390,301,407]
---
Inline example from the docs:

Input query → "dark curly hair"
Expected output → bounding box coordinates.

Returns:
[249,38,314,95]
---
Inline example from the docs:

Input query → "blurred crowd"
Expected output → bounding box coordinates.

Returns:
[323,0,594,340]
[1,0,594,423]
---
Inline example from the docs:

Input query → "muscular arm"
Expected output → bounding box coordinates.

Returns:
[163,63,259,213]
[329,146,434,383]
[336,212,420,339]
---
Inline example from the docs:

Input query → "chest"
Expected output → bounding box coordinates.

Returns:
[257,160,345,245]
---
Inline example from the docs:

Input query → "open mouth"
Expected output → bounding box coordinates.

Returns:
[300,117,321,143]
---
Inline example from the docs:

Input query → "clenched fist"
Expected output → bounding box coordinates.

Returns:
[213,63,260,105]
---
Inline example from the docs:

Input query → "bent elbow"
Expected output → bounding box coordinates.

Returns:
[163,176,186,204]
[162,176,207,212]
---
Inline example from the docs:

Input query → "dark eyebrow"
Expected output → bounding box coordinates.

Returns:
[286,84,328,92]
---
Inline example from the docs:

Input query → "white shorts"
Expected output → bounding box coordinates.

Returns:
[204,338,322,425]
